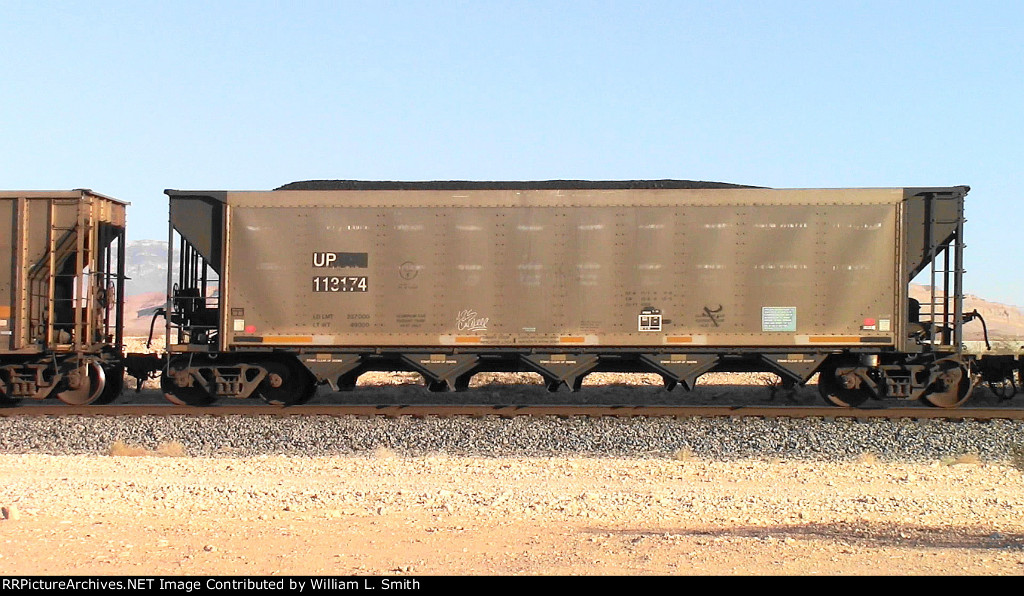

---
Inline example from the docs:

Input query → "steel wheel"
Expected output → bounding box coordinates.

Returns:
[922,358,973,408]
[255,359,315,406]
[55,361,106,405]
[161,367,215,406]
[92,363,124,405]
[817,359,871,407]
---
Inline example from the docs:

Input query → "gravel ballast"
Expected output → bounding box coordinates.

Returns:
[0,415,1021,462]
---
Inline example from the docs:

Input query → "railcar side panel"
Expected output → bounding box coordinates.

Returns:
[0,199,13,350]
[222,189,901,350]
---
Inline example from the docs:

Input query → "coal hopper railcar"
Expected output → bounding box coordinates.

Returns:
[155,181,975,408]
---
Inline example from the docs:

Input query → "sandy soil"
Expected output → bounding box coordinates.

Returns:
[1,453,1023,576]
[1,338,1019,576]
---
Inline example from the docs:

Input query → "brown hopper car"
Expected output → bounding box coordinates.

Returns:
[0,190,127,405]
[155,181,979,408]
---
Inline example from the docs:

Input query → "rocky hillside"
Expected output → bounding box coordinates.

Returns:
[124,291,166,336]
[122,241,170,336]
[125,240,173,296]
[909,284,1024,341]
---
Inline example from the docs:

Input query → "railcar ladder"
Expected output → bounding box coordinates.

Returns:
[918,192,966,351]
[33,197,96,351]
[26,200,74,349]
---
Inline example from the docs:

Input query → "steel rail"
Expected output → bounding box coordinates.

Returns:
[2,404,1023,420]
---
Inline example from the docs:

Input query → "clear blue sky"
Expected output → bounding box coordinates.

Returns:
[2,1,1022,303]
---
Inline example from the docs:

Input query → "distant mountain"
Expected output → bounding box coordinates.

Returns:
[124,291,166,336]
[909,284,1024,342]
[125,240,174,296]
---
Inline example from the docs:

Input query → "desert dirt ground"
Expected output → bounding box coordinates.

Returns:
[2,338,1022,575]
[1,452,1024,576]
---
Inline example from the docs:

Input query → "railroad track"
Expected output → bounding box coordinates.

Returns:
[3,403,1023,420]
